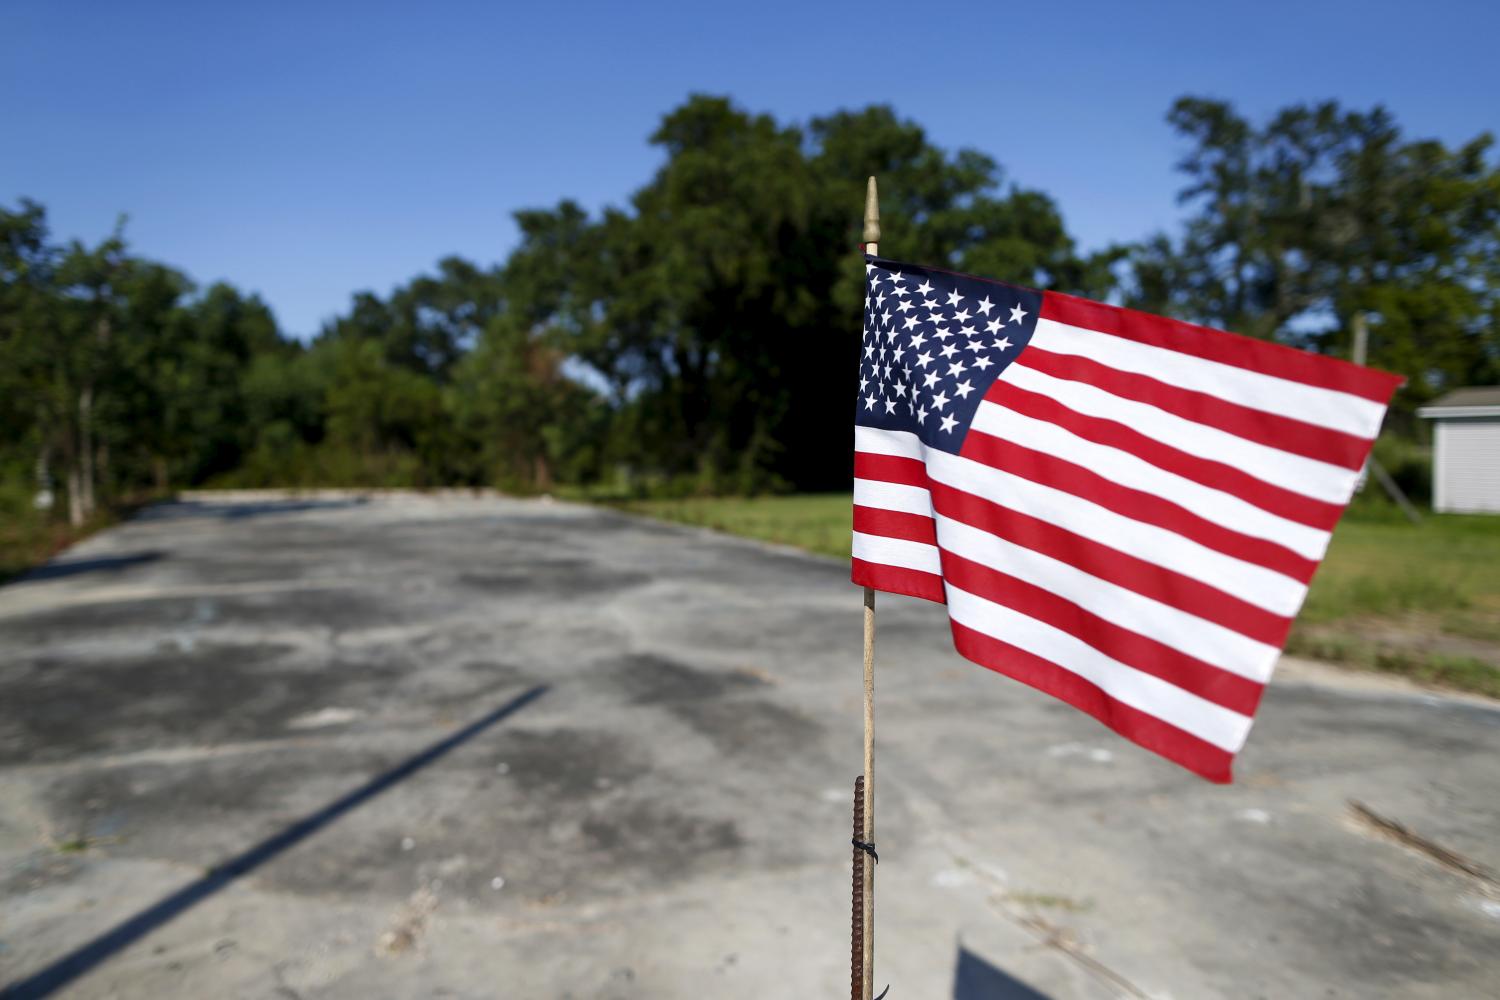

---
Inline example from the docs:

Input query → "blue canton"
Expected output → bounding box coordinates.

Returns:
[856,257,1043,454]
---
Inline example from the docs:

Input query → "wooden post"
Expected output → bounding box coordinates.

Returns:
[1352,313,1371,494]
[860,175,879,1000]
[1352,312,1421,523]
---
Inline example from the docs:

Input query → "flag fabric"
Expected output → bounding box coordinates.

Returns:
[852,255,1401,782]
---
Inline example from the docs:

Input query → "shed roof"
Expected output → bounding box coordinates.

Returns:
[1419,386,1500,413]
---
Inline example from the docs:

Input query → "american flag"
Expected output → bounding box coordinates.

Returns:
[852,255,1401,781]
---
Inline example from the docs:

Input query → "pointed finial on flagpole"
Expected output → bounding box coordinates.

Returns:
[863,176,880,252]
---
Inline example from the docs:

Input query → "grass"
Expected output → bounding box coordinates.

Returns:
[617,495,1500,698]
[618,493,855,559]
[0,503,141,585]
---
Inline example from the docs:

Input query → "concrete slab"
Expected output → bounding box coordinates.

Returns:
[1,495,1496,998]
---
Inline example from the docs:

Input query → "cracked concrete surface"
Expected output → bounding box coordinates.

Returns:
[1,495,1497,998]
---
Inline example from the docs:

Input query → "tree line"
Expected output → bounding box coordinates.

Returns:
[3,95,1497,525]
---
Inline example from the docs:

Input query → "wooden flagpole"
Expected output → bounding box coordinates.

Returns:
[859,175,880,1000]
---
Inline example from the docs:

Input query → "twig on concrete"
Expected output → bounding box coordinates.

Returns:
[1349,800,1500,892]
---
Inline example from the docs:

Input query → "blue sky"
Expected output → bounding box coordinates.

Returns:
[4,0,1497,338]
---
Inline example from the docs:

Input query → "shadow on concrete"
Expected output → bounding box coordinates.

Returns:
[1,684,549,1000]
[132,497,371,523]
[953,944,1054,999]
[16,551,164,583]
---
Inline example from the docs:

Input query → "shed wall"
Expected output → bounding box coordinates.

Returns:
[1433,416,1500,514]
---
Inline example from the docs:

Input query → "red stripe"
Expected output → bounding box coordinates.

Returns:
[852,558,945,605]
[960,429,1319,583]
[928,480,1294,648]
[853,504,937,546]
[1018,347,1375,471]
[940,552,1266,715]
[986,380,1345,531]
[854,451,928,488]
[950,622,1236,782]
[1040,290,1402,405]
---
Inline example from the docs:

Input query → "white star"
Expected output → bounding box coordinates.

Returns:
[881,310,892,326]
[860,376,870,392]
[977,296,994,316]
[953,308,971,323]
[922,370,940,388]
[985,317,1004,334]
[884,398,897,414]
[915,405,929,424]
[864,343,874,358]
[875,291,886,307]
[897,299,915,313]
[954,380,974,399]
[931,390,950,411]
[866,261,876,273]
[933,326,953,341]
[940,414,958,433]
[914,350,934,368]
[996,336,1013,352]
[947,360,967,378]
[894,381,908,397]
[972,355,994,371]
[908,330,928,351]
[922,297,939,311]
[916,280,933,296]
[946,289,963,307]
[966,338,985,352]
[1009,304,1027,324]
[902,315,919,331]
[863,395,876,410]
[939,342,959,359]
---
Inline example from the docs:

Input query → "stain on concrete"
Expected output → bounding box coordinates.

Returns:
[668,697,819,761]
[490,727,642,799]
[579,798,743,879]
[606,654,766,703]
[0,851,87,895]
[0,642,409,764]
[0,587,398,645]
[456,563,650,598]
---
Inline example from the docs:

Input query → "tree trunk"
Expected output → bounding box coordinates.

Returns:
[153,455,169,495]
[34,443,55,513]
[78,384,96,518]
[97,440,110,504]
[66,462,84,527]
[533,452,553,493]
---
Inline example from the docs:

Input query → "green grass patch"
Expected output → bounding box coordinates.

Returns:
[616,494,853,559]
[1285,631,1500,698]
[617,495,1500,698]
[0,500,148,585]
[1299,510,1500,623]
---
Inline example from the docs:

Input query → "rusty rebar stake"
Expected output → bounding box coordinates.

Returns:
[851,776,866,1000]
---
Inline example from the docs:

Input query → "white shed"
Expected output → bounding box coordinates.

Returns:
[1418,386,1500,514]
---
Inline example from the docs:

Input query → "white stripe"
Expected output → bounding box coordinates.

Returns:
[1031,319,1386,439]
[924,447,1309,618]
[1001,363,1360,504]
[855,424,924,461]
[971,400,1332,561]
[853,478,933,517]
[852,531,942,576]
[936,514,1280,682]
[947,584,1254,751]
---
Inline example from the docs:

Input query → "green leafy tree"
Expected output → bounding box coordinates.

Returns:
[1130,97,1500,427]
